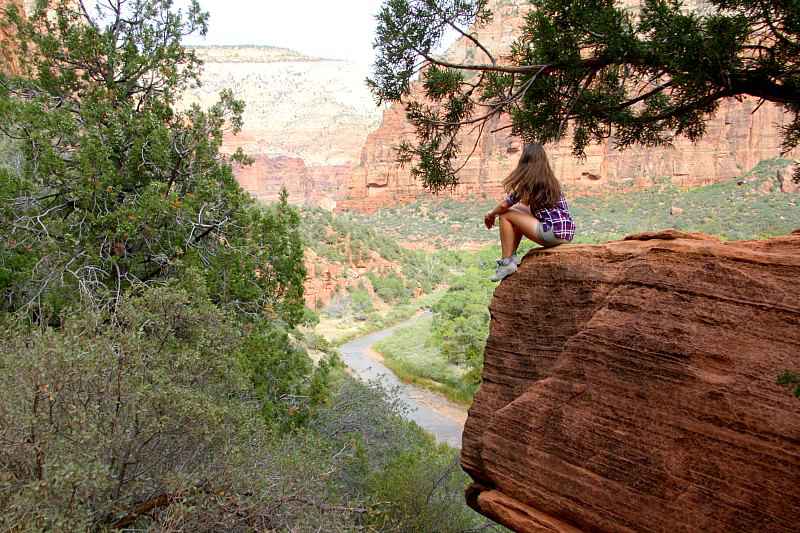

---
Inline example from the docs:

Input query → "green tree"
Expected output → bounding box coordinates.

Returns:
[371,0,800,191]
[430,262,493,381]
[0,0,303,324]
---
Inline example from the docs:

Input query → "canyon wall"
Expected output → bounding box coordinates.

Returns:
[462,229,800,532]
[0,0,24,74]
[340,0,798,212]
[183,46,381,207]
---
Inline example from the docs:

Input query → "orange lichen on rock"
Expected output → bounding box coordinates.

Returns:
[462,230,800,533]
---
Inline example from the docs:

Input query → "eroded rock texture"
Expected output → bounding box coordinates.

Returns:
[462,230,800,533]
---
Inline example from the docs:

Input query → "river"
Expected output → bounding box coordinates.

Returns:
[338,313,467,448]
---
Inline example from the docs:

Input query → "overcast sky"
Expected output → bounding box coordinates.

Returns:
[181,0,386,65]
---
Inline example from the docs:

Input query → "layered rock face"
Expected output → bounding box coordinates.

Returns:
[183,46,381,206]
[341,0,797,212]
[233,153,348,208]
[303,247,399,310]
[0,0,24,74]
[462,229,800,532]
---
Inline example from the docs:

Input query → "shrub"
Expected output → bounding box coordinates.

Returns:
[778,371,800,398]
[369,272,411,304]
[0,285,263,530]
[349,288,375,316]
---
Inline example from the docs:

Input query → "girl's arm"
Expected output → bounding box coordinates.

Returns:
[484,199,511,229]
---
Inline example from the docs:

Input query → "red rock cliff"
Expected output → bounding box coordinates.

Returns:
[340,0,798,212]
[0,0,24,75]
[461,229,800,532]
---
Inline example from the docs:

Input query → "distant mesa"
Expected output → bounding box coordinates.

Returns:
[181,44,381,207]
[189,45,334,64]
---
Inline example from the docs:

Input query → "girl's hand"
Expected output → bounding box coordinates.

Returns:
[484,212,496,230]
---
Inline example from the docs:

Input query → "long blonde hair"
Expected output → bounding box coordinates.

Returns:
[503,143,561,209]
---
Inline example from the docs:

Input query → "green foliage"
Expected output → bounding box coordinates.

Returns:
[371,0,800,189]
[0,0,310,325]
[0,285,264,530]
[778,371,800,398]
[374,315,477,404]
[368,271,411,304]
[365,449,479,531]
[424,250,494,380]
[431,285,491,378]
[305,375,499,532]
[349,286,376,316]
[238,319,333,431]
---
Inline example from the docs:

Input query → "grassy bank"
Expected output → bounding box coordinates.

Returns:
[373,315,477,405]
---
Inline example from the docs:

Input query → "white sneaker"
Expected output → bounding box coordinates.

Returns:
[511,253,522,266]
[490,260,517,282]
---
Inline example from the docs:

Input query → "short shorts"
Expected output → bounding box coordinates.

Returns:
[509,202,571,248]
[534,222,571,247]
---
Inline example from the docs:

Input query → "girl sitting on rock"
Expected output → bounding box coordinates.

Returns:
[484,143,576,281]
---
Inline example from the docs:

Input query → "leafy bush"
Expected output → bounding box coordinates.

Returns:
[349,287,375,317]
[430,255,495,383]
[306,376,498,532]
[368,271,411,304]
[0,285,265,530]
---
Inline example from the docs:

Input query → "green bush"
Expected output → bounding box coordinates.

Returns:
[0,285,265,530]
[430,260,495,382]
[349,287,375,316]
[778,371,800,398]
[368,272,411,304]
[306,376,499,532]
[366,449,479,532]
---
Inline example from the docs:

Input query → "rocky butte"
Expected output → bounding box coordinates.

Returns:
[340,0,798,212]
[462,229,800,532]
[182,45,381,208]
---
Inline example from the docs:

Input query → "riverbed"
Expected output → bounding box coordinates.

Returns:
[338,313,467,448]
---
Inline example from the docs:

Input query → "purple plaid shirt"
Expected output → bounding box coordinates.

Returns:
[505,192,576,241]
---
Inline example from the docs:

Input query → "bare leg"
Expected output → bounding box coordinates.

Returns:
[499,214,519,258]
[499,210,547,247]
[512,225,523,255]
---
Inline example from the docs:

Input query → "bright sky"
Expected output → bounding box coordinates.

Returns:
[182,0,386,65]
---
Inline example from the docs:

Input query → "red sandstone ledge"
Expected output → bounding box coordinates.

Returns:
[462,229,800,533]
